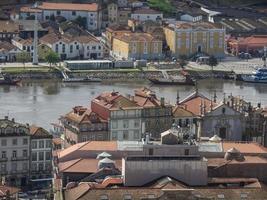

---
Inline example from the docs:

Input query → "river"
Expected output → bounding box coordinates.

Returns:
[0,79,266,130]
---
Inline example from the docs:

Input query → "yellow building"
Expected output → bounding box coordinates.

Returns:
[112,32,163,60]
[164,22,225,58]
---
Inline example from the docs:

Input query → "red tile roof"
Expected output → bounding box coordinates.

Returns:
[172,105,196,118]
[38,2,99,12]
[222,142,267,154]
[58,158,122,173]
[238,35,267,46]
[30,125,52,138]
[180,92,217,116]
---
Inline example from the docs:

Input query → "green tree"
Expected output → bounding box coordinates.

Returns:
[178,55,188,68]
[45,51,60,68]
[73,16,87,29]
[17,51,31,68]
[208,55,218,71]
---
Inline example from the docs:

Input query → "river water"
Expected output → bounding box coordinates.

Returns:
[0,79,266,130]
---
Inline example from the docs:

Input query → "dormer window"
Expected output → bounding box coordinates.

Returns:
[56,10,61,15]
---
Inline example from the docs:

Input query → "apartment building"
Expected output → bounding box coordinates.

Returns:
[0,117,30,187]
[61,106,108,147]
[29,126,53,182]
[164,21,225,58]
[91,91,143,141]
[131,8,163,22]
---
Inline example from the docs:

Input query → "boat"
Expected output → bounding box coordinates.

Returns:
[63,76,102,83]
[0,73,21,85]
[242,68,267,83]
[148,70,195,85]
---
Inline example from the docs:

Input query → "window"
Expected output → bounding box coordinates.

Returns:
[45,152,51,160]
[1,163,6,172]
[39,140,44,148]
[12,150,17,158]
[55,44,59,53]
[210,37,214,48]
[70,45,73,53]
[45,16,49,20]
[31,163,37,171]
[123,194,132,200]
[62,44,65,53]
[11,163,17,171]
[1,139,7,146]
[134,120,140,128]
[92,46,96,50]
[222,108,226,114]
[143,42,147,54]
[45,162,51,170]
[39,152,44,161]
[72,11,76,16]
[76,45,79,50]
[100,194,109,200]
[32,152,37,161]
[38,163,44,171]
[148,148,153,155]
[12,138,17,145]
[23,138,28,145]
[123,120,129,128]
[186,38,190,49]
[184,149,189,155]
[112,121,118,129]
[111,131,117,140]
[56,10,61,15]
[32,141,37,149]
[177,38,181,48]
[134,130,139,140]
[46,140,51,148]
[123,131,128,140]
[1,151,6,159]
[23,150,27,157]
[22,163,28,170]
[98,46,101,50]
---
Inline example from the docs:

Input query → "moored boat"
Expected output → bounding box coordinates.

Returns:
[0,73,21,85]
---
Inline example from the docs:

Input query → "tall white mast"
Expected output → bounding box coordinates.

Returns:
[32,2,39,65]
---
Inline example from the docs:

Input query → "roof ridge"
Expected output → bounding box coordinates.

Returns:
[62,158,83,172]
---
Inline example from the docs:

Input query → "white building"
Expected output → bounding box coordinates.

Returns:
[39,33,104,60]
[30,126,53,181]
[180,13,203,22]
[91,91,144,141]
[131,8,163,22]
[20,2,102,31]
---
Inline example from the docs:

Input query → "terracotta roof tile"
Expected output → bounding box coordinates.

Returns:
[59,158,121,173]
[180,92,217,116]
[38,2,99,12]
[29,125,52,138]
[172,105,197,118]
[222,142,267,154]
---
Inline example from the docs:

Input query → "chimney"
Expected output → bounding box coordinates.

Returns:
[4,116,8,120]
[176,90,180,105]
[213,91,217,103]
[160,97,165,106]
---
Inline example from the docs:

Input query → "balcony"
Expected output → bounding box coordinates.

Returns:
[0,157,8,162]
[11,156,29,161]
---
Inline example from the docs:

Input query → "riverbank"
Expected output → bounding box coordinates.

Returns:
[4,67,239,81]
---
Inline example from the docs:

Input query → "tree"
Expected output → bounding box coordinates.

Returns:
[17,51,31,68]
[178,55,188,68]
[45,51,60,68]
[73,16,87,29]
[208,55,218,71]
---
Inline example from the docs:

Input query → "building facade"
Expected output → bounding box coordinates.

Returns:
[91,91,143,141]
[112,32,163,60]
[131,8,163,22]
[133,87,173,139]
[0,117,30,187]
[61,106,109,147]
[40,33,104,60]
[29,126,53,186]
[164,21,225,58]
